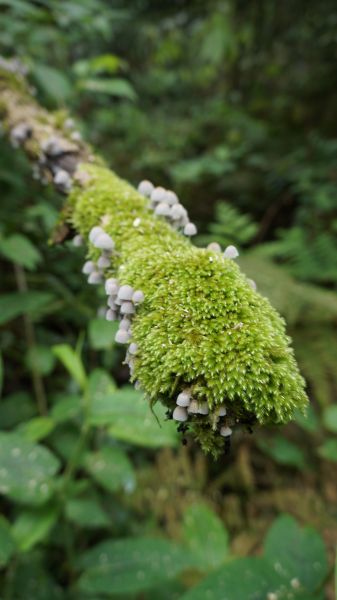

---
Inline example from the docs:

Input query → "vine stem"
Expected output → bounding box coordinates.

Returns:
[13,263,47,415]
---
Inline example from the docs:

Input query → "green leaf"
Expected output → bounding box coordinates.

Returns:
[0,432,60,505]
[264,514,328,593]
[257,435,307,469]
[88,368,116,400]
[317,439,337,462]
[50,395,81,423]
[16,417,55,442]
[33,63,72,103]
[0,392,36,429]
[12,504,59,552]
[65,495,110,529]
[182,503,229,571]
[322,405,337,433]
[0,516,16,567]
[88,317,119,350]
[25,345,56,376]
[180,557,282,600]
[88,387,178,448]
[77,538,197,595]
[79,77,136,100]
[0,291,55,325]
[0,351,3,398]
[52,344,87,390]
[0,234,41,269]
[84,445,135,494]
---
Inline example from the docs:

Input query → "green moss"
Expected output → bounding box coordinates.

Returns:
[69,164,308,456]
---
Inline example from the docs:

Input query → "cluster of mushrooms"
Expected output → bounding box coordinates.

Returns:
[137,179,197,237]
[173,389,232,438]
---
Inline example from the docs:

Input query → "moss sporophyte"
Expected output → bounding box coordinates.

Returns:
[0,58,308,456]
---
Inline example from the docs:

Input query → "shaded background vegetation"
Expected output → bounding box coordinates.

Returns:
[0,1,336,598]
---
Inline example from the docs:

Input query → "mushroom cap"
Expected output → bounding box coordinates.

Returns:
[105,278,119,295]
[216,405,227,417]
[151,186,166,203]
[129,342,138,355]
[155,202,171,216]
[89,226,104,244]
[97,255,110,269]
[82,260,95,274]
[132,290,144,304]
[184,222,197,236]
[106,308,117,321]
[119,318,131,331]
[118,285,134,301]
[220,426,232,437]
[188,399,199,414]
[115,329,131,344]
[93,232,115,251]
[223,245,239,259]
[165,190,179,205]
[88,271,102,285]
[198,402,209,415]
[176,391,191,407]
[173,406,188,422]
[73,234,83,247]
[138,180,154,197]
[207,242,222,252]
[121,301,135,315]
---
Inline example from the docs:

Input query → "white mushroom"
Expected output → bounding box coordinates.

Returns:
[115,329,131,344]
[107,296,117,309]
[155,202,171,217]
[105,278,119,295]
[93,232,114,251]
[165,190,178,205]
[128,343,138,355]
[184,222,197,236]
[120,301,135,315]
[220,426,232,437]
[73,234,83,247]
[88,271,102,285]
[118,285,134,301]
[119,318,131,331]
[82,260,95,275]
[97,255,110,269]
[138,180,154,197]
[54,169,72,192]
[247,278,257,291]
[132,290,144,304]
[173,406,188,422]
[223,245,239,259]
[176,391,191,407]
[151,186,166,203]
[89,226,104,244]
[106,309,116,321]
[207,242,221,252]
[216,405,227,417]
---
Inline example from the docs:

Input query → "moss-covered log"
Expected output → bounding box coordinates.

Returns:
[0,58,308,456]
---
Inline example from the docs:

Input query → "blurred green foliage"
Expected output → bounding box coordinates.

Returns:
[0,0,337,598]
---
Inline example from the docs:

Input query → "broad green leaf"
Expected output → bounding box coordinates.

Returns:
[180,557,282,600]
[7,553,63,600]
[322,405,337,433]
[264,515,328,593]
[77,538,197,595]
[318,439,337,462]
[0,516,16,567]
[50,395,81,423]
[16,417,55,442]
[88,368,116,401]
[0,233,41,269]
[88,388,178,448]
[65,495,110,529]
[12,504,59,552]
[0,291,55,325]
[257,435,307,469]
[48,424,82,461]
[0,392,36,429]
[0,432,60,505]
[84,445,135,494]
[33,63,72,103]
[25,345,56,376]
[52,344,87,390]
[88,317,119,350]
[182,503,229,571]
[79,77,136,100]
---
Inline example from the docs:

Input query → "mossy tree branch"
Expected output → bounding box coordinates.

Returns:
[0,58,308,457]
